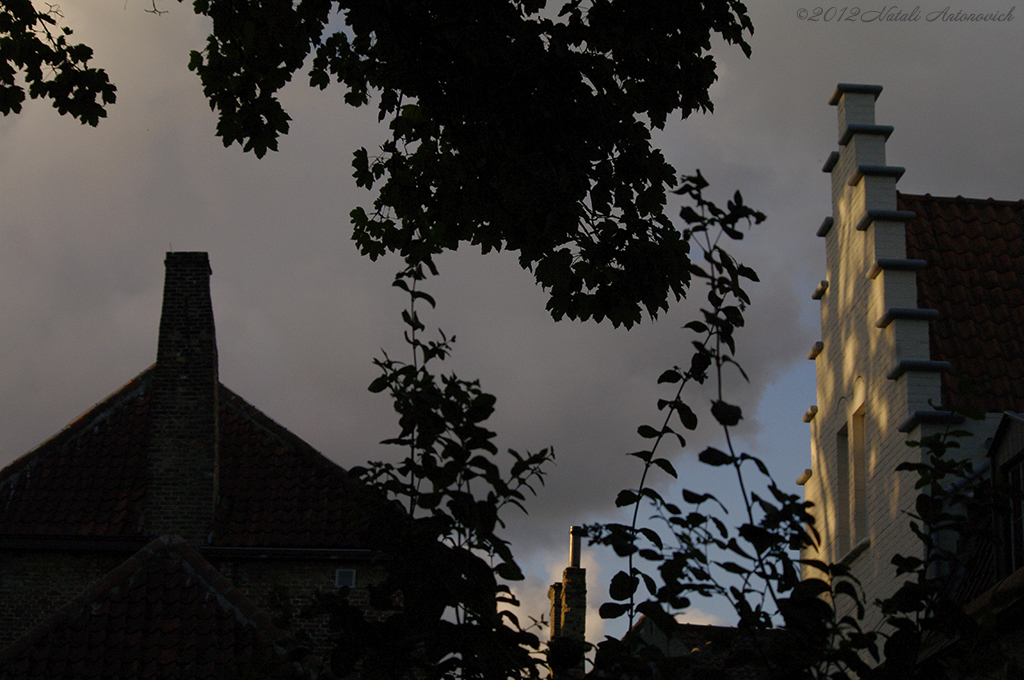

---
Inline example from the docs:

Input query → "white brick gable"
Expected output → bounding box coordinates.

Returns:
[801,85,1000,629]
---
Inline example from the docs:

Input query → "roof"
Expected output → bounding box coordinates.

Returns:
[899,193,1024,414]
[0,536,313,679]
[216,384,372,548]
[0,373,150,538]
[623,617,771,680]
[0,368,374,549]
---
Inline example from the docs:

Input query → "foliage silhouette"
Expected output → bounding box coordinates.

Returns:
[182,0,756,327]
[587,202,1020,680]
[0,0,115,124]
[307,264,554,679]
[6,3,1018,678]
[2,0,756,327]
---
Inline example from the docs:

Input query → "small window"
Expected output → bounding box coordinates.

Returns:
[851,405,868,544]
[335,569,356,589]
[836,425,851,557]
[1006,457,1024,574]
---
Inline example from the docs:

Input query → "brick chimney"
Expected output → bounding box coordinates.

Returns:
[145,252,219,543]
[548,526,586,679]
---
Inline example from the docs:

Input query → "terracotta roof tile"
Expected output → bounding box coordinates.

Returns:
[0,372,379,550]
[0,536,312,679]
[899,193,1024,414]
[0,374,151,537]
[214,385,373,548]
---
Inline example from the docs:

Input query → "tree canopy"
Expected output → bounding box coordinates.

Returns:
[188,0,755,327]
[0,0,116,125]
[1,0,755,328]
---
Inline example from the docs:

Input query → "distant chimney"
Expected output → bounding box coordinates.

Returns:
[145,252,219,542]
[569,524,582,568]
[548,526,587,679]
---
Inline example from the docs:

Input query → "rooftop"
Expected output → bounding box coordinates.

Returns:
[0,252,380,550]
[900,193,1024,414]
[0,536,314,679]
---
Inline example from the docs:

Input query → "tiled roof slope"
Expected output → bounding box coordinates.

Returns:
[626,618,770,680]
[0,373,151,537]
[899,193,1024,414]
[0,371,373,549]
[215,384,371,548]
[0,536,312,679]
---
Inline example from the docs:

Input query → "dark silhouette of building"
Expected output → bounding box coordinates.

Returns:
[0,253,388,675]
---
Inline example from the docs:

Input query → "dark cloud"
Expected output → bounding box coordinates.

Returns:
[2,0,1021,636]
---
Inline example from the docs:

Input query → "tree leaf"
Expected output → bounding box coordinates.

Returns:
[699,447,734,467]
[599,602,630,620]
[616,490,640,507]
[652,458,678,479]
[657,369,682,384]
[367,376,390,393]
[711,400,743,426]
[609,571,639,601]
[637,425,660,439]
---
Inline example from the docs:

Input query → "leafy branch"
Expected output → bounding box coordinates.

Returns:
[183,0,757,327]
[0,0,116,124]
[332,263,554,679]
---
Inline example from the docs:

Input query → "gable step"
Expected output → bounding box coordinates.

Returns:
[867,257,926,279]
[839,123,894,146]
[886,360,952,380]
[898,410,966,433]
[856,209,916,232]
[848,165,906,186]
[876,307,938,328]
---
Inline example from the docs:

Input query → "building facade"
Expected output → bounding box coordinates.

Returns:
[801,84,1024,631]
[0,253,389,662]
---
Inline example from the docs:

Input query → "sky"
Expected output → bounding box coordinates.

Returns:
[2,0,1022,643]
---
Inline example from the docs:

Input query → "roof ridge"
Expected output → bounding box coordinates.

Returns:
[0,367,154,484]
[898,191,1024,207]
[0,535,290,665]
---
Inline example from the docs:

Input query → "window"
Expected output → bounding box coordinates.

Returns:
[1006,455,1024,574]
[851,405,868,545]
[335,569,356,589]
[835,404,868,561]
[836,425,851,557]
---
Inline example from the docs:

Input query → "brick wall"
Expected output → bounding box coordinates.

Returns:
[0,550,386,656]
[807,85,939,628]
[548,565,587,680]
[806,87,1011,633]
[146,252,219,542]
[0,551,129,648]
[211,557,387,657]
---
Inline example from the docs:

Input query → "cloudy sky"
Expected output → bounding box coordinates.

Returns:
[2,0,1021,640]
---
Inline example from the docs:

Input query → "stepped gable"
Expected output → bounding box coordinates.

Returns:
[899,193,1024,414]
[0,536,312,679]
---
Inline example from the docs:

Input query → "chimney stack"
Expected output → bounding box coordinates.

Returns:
[548,526,587,679]
[569,525,582,568]
[145,252,219,542]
